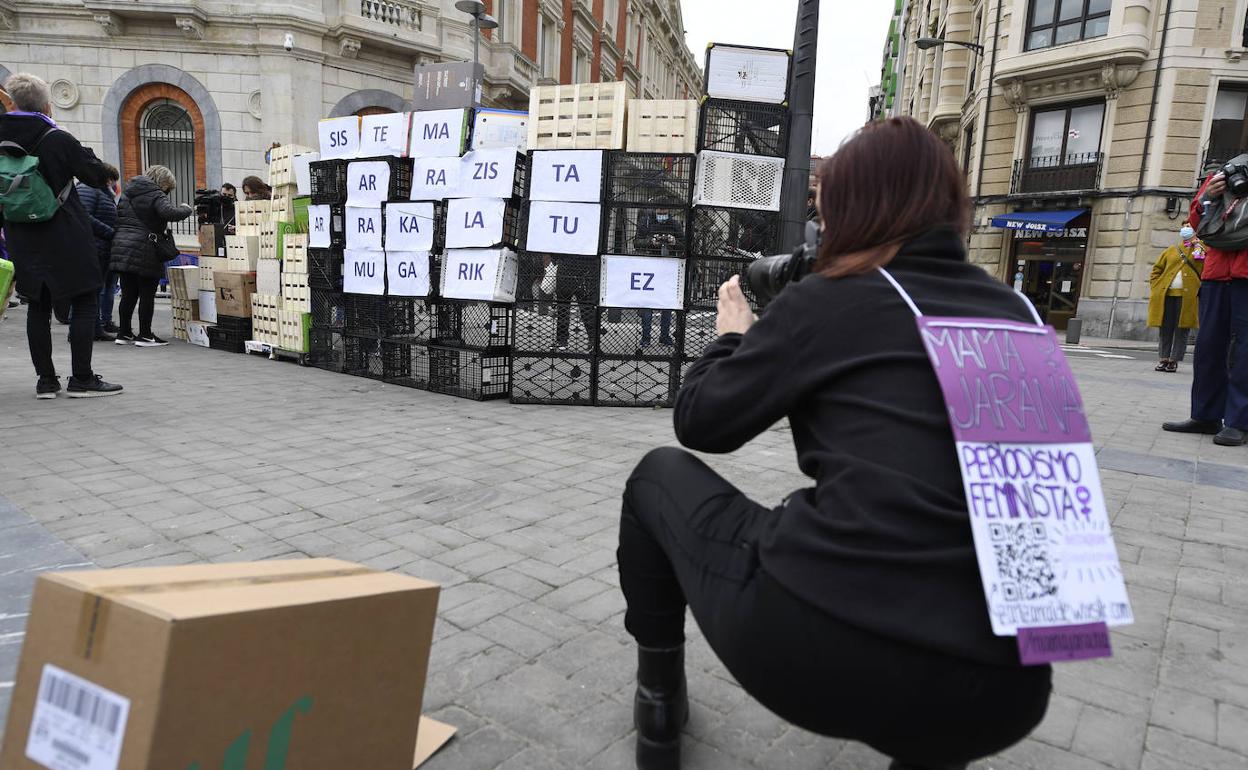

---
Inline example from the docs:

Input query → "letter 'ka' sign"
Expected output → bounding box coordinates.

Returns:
[917,314,1133,663]
[384,201,434,252]
[318,116,359,160]
[387,250,431,297]
[344,249,384,295]
[524,201,601,255]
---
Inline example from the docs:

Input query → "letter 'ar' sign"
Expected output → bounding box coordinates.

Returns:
[308,204,333,248]
[346,160,391,207]
[528,150,604,202]
[383,201,434,252]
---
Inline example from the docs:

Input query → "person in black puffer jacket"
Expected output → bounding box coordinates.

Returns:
[110,165,192,346]
[77,163,120,339]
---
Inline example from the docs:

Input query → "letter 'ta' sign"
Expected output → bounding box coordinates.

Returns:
[529,150,604,203]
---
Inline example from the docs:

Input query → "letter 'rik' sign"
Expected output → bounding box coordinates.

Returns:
[346,161,390,207]
[384,201,434,252]
[524,201,601,255]
[345,206,382,250]
[600,255,684,310]
[318,116,360,160]
[344,249,384,295]
[359,112,412,158]
[387,250,431,297]
[308,204,332,248]
[529,150,603,202]
[441,248,519,302]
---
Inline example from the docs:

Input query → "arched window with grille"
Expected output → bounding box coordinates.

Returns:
[139,100,197,236]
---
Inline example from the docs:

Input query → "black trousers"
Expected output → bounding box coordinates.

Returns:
[1191,280,1248,429]
[554,269,596,345]
[618,447,1052,765]
[117,272,159,337]
[1157,294,1191,362]
[27,286,96,380]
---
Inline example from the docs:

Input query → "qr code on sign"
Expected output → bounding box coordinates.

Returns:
[990,522,1057,601]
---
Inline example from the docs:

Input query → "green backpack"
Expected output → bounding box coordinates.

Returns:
[0,128,73,223]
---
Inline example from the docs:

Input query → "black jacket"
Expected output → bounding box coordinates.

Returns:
[676,228,1040,667]
[77,182,117,268]
[110,176,192,278]
[0,114,109,300]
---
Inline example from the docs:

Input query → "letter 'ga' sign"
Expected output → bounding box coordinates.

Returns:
[359,112,413,158]
[345,206,382,251]
[346,160,391,207]
[318,116,360,160]
[383,201,435,252]
[524,201,601,255]
[440,248,519,303]
[344,249,385,295]
[599,255,684,310]
[445,198,507,249]
[386,250,431,297]
[528,150,604,203]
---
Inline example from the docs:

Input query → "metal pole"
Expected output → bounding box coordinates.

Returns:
[780,0,820,253]
[473,16,480,70]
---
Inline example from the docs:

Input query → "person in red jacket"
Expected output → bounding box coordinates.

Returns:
[1162,171,1248,445]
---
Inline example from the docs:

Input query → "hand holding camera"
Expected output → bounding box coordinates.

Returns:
[716,275,757,336]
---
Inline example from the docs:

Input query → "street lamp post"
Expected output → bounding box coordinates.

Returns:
[455,0,498,72]
[915,37,984,57]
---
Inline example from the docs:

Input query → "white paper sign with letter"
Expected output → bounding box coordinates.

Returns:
[345,206,382,251]
[387,250,431,297]
[529,150,603,202]
[457,149,519,199]
[359,112,411,158]
[600,255,685,310]
[525,201,601,255]
[409,108,467,158]
[706,45,791,104]
[446,198,507,248]
[318,116,360,160]
[346,160,391,207]
[308,204,332,248]
[409,156,461,200]
[441,248,518,302]
[383,201,435,252]
[344,249,385,295]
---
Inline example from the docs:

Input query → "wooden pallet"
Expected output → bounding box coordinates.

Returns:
[626,99,698,153]
[529,82,627,150]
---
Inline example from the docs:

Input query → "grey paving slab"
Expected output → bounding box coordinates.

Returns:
[0,301,1246,768]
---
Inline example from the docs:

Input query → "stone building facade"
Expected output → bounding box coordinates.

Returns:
[0,0,699,239]
[878,0,1248,339]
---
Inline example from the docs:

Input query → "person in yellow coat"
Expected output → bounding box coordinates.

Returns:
[1149,225,1205,372]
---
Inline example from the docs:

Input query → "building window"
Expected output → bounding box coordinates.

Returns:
[1025,0,1110,51]
[495,0,521,45]
[962,125,975,176]
[1015,101,1105,193]
[604,0,618,34]
[139,100,198,236]
[968,10,983,95]
[539,16,560,78]
[573,47,592,83]
[1208,84,1248,170]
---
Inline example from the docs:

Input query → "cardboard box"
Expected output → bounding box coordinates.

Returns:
[413,61,483,110]
[214,271,256,318]
[198,289,218,323]
[187,320,212,347]
[0,559,453,770]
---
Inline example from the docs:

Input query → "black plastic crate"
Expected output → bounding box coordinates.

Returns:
[444,199,522,249]
[698,99,790,158]
[381,340,431,389]
[343,295,426,340]
[681,309,719,359]
[206,319,252,354]
[596,308,682,359]
[429,300,512,350]
[605,152,696,206]
[516,252,601,305]
[690,206,781,258]
[512,301,597,355]
[386,297,436,344]
[311,289,346,331]
[427,345,511,401]
[308,247,344,291]
[601,205,690,258]
[343,335,385,380]
[685,257,761,310]
[309,160,349,204]
[309,328,345,372]
[510,354,595,406]
[593,357,678,408]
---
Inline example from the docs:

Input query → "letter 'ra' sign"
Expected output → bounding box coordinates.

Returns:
[524,201,601,255]
[345,206,382,250]
[318,116,359,160]
[384,201,434,251]
[344,249,384,295]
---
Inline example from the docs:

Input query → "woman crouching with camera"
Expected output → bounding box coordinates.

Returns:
[617,117,1052,770]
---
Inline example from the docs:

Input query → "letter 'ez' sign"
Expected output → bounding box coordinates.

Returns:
[599,256,684,309]
[318,116,360,160]
[344,249,384,295]
[359,112,412,158]
[346,161,390,207]
[883,268,1133,665]
[528,150,603,202]
[345,206,382,251]
[383,201,434,252]
[445,198,507,248]
[524,201,601,255]
[386,250,431,297]
[308,204,332,248]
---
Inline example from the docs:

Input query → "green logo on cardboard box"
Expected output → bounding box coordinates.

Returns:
[186,696,312,770]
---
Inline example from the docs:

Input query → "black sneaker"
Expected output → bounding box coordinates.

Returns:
[35,376,60,400]
[66,374,123,398]
[134,334,169,347]
[94,330,116,342]
[114,332,135,345]
[103,322,120,334]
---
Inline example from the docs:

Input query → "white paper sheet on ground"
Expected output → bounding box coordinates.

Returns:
[524,201,601,255]
[346,160,391,206]
[599,255,684,309]
[440,248,518,302]
[345,206,383,250]
[705,45,791,104]
[445,198,507,248]
[308,204,332,248]
[456,149,520,199]
[359,112,412,158]
[409,156,461,200]
[383,201,435,252]
[318,116,360,160]
[386,250,432,297]
[408,109,468,158]
[528,150,603,202]
[343,249,385,295]
[293,152,319,196]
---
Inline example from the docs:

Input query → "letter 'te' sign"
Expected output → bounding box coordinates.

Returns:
[359,112,413,158]
[529,150,604,203]
[318,116,360,160]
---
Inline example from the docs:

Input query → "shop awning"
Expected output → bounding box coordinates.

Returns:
[990,209,1089,233]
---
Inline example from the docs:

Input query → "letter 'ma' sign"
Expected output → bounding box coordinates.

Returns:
[408,108,468,158]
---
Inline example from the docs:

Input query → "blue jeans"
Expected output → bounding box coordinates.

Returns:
[1191,279,1248,429]
[640,310,672,345]
[98,270,118,329]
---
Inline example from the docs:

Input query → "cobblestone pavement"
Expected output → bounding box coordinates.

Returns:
[1,302,1246,769]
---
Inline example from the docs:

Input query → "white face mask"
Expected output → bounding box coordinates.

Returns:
[1180,228,1195,241]
[655,214,670,223]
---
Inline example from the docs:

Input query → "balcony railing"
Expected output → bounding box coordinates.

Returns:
[1010,152,1103,195]
[359,0,422,30]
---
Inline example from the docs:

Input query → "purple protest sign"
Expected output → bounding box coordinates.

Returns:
[1018,623,1112,664]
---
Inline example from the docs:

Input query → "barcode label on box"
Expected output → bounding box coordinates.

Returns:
[26,664,130,770]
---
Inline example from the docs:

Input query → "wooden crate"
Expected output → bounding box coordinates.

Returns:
[226,234,260,272]
[235,201,268,228]
[282,281,311,313]
[278,310,311,353]
[198,256,227,292]
[251,293,282,345]
[626,99,698,153]
[270,189,297,222]
[529,82,627,150]
[283,236,309,275]
[167,265,200,301]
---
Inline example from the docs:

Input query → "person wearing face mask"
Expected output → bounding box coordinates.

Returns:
[1148,225,1204,373]
[632,207,684,347]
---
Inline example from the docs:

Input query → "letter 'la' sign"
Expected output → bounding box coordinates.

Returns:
[318,116,360,160]
[308,204,332,248]
[441,248,519,302]
[359,112,412,158]
[599,255,684,309]
[408,108,468,158]
[528,150,604,202]
[445,198,507,248]
[345,206,382,250]
[386,250,431,297]
[524,201,601,255]
[909,299,1133,662]
[409,156,462,200]
[346,160,390,207]
[344,249,385,295]
[383,201,434,252]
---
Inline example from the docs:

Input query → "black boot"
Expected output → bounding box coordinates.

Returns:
[634,645,688,770]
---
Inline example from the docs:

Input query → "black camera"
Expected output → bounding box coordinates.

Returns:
[744,221,820,306]
[194,188,234,226]
[1222,155,1248,197]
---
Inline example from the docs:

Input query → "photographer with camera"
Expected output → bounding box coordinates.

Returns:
[1162,164,1248,446]
[617,118,1052,770]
